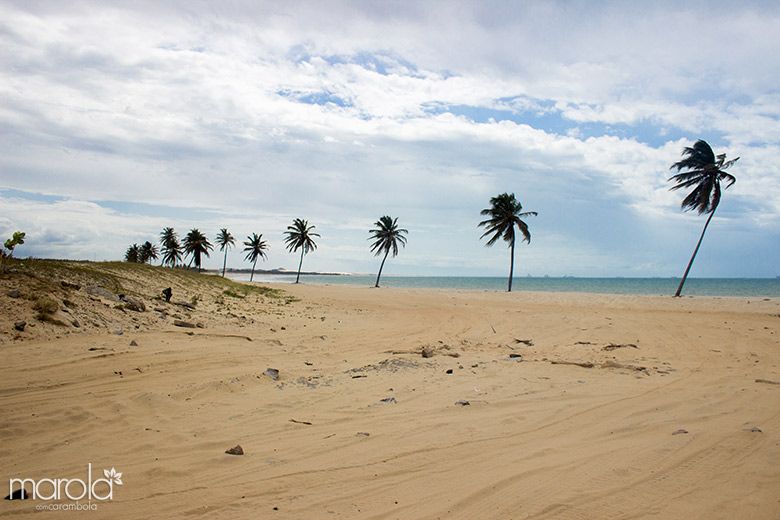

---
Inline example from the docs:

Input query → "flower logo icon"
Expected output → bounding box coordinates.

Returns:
[103,468,123,486]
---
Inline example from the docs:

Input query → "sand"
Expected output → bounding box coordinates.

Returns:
[1,279,779,519]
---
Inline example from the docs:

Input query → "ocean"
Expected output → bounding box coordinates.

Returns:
[228,274,780,297]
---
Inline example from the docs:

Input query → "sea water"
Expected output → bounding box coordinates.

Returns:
[229,274,780,297]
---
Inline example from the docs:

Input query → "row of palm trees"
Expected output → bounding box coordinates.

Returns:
[123,140,737,295]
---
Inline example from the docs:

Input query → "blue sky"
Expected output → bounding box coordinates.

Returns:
[1,0,778,277]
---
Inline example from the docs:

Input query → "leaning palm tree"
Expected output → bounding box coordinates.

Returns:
[669,139,738,297]
[215,228,236,277]
[160,227,182,267]
[243,233,268,282]
[368,216,408,288]
[478,193,537,292]
[283,218,320,283]
[139,241,159,264]
[125,243,141,263]
[182,228,213,273]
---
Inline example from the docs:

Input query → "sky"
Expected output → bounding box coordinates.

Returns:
[1,0,779,278]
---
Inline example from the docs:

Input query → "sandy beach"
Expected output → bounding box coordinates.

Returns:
[2,269,779,519]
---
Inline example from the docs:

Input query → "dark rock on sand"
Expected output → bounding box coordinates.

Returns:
[421,346,435,358]
[263,368,279,380]
[225,445,244,455]
[8,289,20,298]
[121,296,146,312]
[173,319,196,328]
[672,429,688,435]
[14,320,26,332]
[84,286,120,302]
[161,287,172,302]
[130,340,139,346]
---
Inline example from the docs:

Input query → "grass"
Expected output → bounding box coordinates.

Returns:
[1,258,287,302]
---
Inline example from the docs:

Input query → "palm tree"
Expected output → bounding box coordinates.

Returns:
[125,244,141,263]
[215,228,236,277]
[243,233,268,282]
[368,216,408,288]
[284,218,320,283]
[669,139,738,297]
[139,241,159,264]
[478,193,537,292]
[160,227,182,267]
[182,228,213,272]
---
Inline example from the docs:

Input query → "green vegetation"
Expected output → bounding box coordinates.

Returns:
[183,228,213,272]
[243,233,268,282]
[479,193,537,292]
[669,139,739,297]
[284,218,320,284]
[160,227,183,267]
[3,231,25,258]
[368,216,408,288]
[216,228,236,278]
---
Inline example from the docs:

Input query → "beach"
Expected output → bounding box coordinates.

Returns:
[2,272,779,519]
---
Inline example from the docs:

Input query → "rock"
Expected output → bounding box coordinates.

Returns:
[8,289,20,298]
[14,320,26,332]
[421,346,435,358]
[671,429,688,435]
[263,368,279,380]
[380,397,397,404]
[743,427,762,433]
[4,488,29,500]
[509,353,523,359]
[84,285,120,302]
[445,369,453,374]
[121,296,146,312]
[60,281,81,290]
[225,445,244,455]
[455,400,471,406]
[130,340,138,346]
[173,320,196,328]
[161,287,172,302]
[196,322,205,328]
[112,330,123,336]
[71,319,80,328]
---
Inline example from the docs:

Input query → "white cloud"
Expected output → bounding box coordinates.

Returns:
[1,0,778,277]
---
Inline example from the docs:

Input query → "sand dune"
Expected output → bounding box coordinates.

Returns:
[2,280,779,518]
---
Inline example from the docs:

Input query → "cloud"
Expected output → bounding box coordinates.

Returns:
[1,0,778,277]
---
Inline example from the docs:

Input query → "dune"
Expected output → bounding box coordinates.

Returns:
[1,264,779,518]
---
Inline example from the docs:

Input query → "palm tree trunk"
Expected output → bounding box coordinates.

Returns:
[375,249,390,288]
[222,250,228,277]
[675,208,717,297]
[507,238,515,292]
[295,249,304,283]
[250,258,257,282]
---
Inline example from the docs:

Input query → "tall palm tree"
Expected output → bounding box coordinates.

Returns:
[125,243,141,263]
[182,228,213,273]
[160,227,182,267]
[669,139,738,297]
[478,193,537,292]
[243,233,268,282]
[368,216,408,288]
[139,241,159,264]
[284,218,320,283]
[215,228,236,277]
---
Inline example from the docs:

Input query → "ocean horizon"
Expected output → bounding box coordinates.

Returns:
[227,273,780,297]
